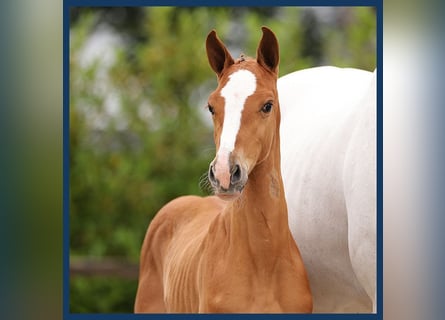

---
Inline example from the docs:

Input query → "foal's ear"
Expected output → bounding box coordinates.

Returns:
[256,26,280,74]
[206,30,234,77]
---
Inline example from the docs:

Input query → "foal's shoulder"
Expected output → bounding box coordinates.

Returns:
[145,195,224,249]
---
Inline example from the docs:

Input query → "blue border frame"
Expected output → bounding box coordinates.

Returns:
[63,1,383,319]
[376,2,383,317]
[67,0,379,6]
[63,1,71,317]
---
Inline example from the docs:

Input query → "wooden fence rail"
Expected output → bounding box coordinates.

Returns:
[70,258,139,279]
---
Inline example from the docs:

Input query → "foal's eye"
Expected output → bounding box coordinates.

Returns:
[207,104,215,115]
[261,102,273,114]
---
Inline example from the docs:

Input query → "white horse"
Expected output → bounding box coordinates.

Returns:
[278,66,376,313]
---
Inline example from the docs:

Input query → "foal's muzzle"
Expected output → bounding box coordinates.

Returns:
[208,158,247,200]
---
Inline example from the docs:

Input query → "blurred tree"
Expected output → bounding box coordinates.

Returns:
[69,6,376,313]
[300,9,324,65]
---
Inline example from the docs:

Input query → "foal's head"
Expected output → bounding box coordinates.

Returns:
[205,27,280,200]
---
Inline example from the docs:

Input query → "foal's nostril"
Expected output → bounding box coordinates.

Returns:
[208,164,216,183]
[231,164,242,184]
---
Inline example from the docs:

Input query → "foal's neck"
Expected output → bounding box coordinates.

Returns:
[224,134,290,255]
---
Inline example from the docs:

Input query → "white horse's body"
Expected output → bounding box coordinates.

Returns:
[278,66,376,313]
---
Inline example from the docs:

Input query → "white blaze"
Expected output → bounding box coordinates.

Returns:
[214,69,256,189]
[219,69,257,153]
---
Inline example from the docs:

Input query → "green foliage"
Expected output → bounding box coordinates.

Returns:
[324,7,376,69]
[69,7,376,313]
[70,276,138,313]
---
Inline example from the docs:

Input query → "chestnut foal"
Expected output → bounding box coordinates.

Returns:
[134,27,312,313]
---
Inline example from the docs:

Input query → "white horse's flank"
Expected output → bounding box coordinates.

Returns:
[279,66,376,313]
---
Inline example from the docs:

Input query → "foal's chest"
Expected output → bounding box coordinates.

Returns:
[199,259,305,313]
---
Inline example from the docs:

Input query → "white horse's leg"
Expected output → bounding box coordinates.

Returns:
[343,70,377,312]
